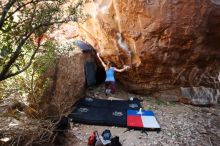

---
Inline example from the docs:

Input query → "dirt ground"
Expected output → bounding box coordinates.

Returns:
[64,84,220,146]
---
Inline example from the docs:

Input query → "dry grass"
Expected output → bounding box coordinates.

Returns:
[0,114,58,146]
[0,96,69,146]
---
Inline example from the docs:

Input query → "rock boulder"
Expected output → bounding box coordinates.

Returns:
[181,87,220,106]
[36,48,85,118]
[79,0,220,93]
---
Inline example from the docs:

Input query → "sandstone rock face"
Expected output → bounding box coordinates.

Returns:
[38,48,85,118]
[181,87,220,106]
[79,0,220,93]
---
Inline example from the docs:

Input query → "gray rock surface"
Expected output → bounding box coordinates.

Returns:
[181,87,220,106]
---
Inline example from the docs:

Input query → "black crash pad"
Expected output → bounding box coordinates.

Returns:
[68,106,127,126]
[76,96,141,110]
[85,61,96,86]
[74,40,94,52]
[68,96,142,127]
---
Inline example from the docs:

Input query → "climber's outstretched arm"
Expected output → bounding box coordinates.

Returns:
[97,53,107,69]
[114,65,130,72]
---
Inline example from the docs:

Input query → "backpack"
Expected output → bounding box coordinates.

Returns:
[111,136,122,146]
[101,129,112,141]
[88,131,97,146]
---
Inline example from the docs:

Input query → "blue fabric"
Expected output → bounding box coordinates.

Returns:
[105,67,115,81]
[127,109,155,116]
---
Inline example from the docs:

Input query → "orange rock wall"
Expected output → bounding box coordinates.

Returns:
[80,0,220,93]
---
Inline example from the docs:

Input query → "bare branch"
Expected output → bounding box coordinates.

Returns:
[0,0,17,30]
[0,29,35,80]
[0,19,67,81]
[5,0,35,21]
[0,0,83,81]
[2,45,40,80]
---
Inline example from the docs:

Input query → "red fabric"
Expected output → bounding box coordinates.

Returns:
[127,115,143,128]
[88,131,96,145]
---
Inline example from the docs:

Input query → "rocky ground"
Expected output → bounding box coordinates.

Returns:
[64,84,220,146]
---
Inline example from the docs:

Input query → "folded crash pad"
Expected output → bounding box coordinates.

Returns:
[68,96,142,127]
[85,61,96,86]
[127,109,161,131]
[74,40,94,52]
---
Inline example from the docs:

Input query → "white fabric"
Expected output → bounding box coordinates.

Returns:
[141,116,160,129]
[99,136,111,145]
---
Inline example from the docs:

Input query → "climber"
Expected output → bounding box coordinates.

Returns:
[97,52,130,95]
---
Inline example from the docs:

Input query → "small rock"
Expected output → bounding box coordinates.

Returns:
[72,127,78,131]
[207,113,212,116]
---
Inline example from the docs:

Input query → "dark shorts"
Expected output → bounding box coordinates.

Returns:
[105,81,116,94]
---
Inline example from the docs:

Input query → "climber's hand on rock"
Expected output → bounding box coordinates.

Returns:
[124,65,130,69]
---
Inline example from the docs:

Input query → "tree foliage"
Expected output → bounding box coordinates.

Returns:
[0,0,83,81]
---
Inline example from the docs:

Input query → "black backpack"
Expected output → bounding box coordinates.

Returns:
[111,136,122,146]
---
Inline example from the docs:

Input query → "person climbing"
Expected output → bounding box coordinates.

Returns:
[97,52,130,95]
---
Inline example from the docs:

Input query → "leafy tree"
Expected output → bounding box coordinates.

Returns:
[0,0,83,81]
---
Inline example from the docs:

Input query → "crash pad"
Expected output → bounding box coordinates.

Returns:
[76,96,141,109]
[85,61,96,86]
[74,40,94,52]
[68,96,142,127]
[127,109,161,131]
